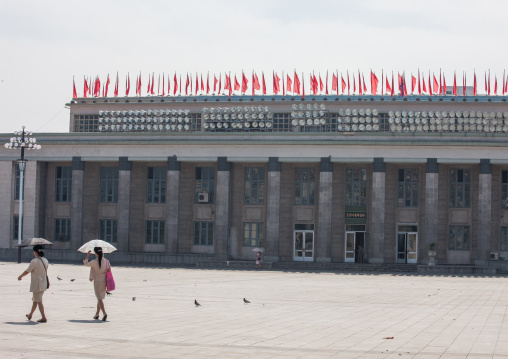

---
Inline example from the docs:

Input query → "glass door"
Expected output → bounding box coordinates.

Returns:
[345,232,355,262]
[294,231,314,261]
[397,225,418,264]
[345,231,365,263]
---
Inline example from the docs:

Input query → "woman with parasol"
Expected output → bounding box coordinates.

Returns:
[17,243,50,322]
[80,240,116,321]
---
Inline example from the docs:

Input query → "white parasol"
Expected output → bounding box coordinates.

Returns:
[77,239,117,254]
[251,248,264,253]
[19,238,53,247]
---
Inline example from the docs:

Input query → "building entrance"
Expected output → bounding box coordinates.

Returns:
[294,230,314,261]
[397,225,418,264]
[345,225,366,263]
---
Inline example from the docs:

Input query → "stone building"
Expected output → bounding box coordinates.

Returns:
[1,93,508,268]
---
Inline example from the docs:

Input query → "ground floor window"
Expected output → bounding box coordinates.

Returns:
[194,221,213,245]
[243,223,264,247]
[54,218,71,242]
[99,219,117,243]
[501,227,508,251]
[448,225,470,250]
[146,220,164,244]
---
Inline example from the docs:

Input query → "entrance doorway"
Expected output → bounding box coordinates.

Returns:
[345,225,366,263]
[397,225,418,264]
[294,224,314,261]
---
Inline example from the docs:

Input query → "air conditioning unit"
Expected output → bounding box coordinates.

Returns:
[198,192,209,203]
[490,252,499,260]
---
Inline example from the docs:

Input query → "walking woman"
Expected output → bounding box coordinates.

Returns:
[84,247,108,321]
[18,244,49,323]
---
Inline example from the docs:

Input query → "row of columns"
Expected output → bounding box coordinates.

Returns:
[13,155,492,264]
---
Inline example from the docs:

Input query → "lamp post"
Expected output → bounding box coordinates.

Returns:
[4,126,41,263]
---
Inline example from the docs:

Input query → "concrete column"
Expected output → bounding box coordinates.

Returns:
[165,156,180,254]
[23,161,39,240]
[424,158,439,264]
[370,158,385,264]
[0,162,13,248]
[70,157,85,249]
[317,157,332,262]
[117,157,131,252]
[476,159,492,265]
[215,157,230,260]
[265,157,281,262]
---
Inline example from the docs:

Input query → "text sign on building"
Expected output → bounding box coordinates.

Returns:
[345,212,366,219]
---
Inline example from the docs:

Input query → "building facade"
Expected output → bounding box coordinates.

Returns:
[2,93,508,266]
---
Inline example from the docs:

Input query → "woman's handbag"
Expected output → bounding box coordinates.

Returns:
[38,258,50,289]
[106,260,115,291]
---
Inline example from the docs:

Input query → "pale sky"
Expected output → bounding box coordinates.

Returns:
[1,0,507,133]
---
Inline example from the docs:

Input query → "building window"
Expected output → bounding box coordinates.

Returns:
[502,171,508,209]
[501,227,508,251]
[194,221,214,245]
[100,167,119,203]
[99,219,117,243]
[243,223,264,247]
[13,216,22,240]
[146,167,166,203]
[195,167,215,204]
[398,169,419,207]
[448,225,470,250]
[55,166,72,202]
[449,169,471,208]
[346,168,367,206]
[146,220,164,244]
[54,218,71,242]
[295,167,316,205]
[244,167,265,205]
[14,166,24,200]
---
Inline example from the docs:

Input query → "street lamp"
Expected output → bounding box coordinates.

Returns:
[4,126,41,263]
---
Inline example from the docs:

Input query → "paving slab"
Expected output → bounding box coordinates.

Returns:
[1,261,508,358]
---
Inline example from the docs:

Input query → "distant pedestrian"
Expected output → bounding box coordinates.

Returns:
[256,251,263,269]
[357,245,364,263]
[84,247,109,321]
[18,244,49,323]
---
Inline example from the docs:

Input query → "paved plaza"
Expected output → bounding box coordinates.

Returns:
[2,261,508,358]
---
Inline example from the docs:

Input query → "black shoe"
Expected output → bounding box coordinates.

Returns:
[102,314,107,321]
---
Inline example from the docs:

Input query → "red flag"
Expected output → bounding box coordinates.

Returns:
[262,72,266,95]
[218,74,222,94]
[195,73,198,95]
[341,75,346,94]
[273,72,280,94]
[147,75,151,94]
[453,72,457,97]
[302,73,305,99]
[485,72,488,94]
[294,72,300,95]
[214,75,218,92]
[370,71,378,96]
[422,75,426,93]
[282,71,285,96]
[201,74,205,92]
[488,70,491,96]
[439,70,442,95]
[347,71,350,95]
[228,74,232,98]
[353,74,356,94]
[443,74,447,95]
[325,71,329,95]
[185,74,190,95]
[157,74,160,95]
[113,72,118,97]
[253,72,260,91]
[151,73,155,95]
[83,77,88,98]
[363,75,367,93]
[102,74,109,97]
[135,75,139,96]
[473,71,477,96]
[94,76,101,97]
[225,74,230,90]
[463,72,466,97]
[418,71,421,95]
[411,75,416,94]
[234,75,240,91]
[319,74,324,92]
[162,74,165,96]
[391,72,394,98]
[206,73,210,94]
[332,73,338,92]
[433,74,439,94]
[126,73,130,96]
[386,76,391,95]
[286,74,292,93]
[241,72,248,94]
[494,76,498,95]
[173,73,178,95]
[311,73,318,95]
[73,77,77,99]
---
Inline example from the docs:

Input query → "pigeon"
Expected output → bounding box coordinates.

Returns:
[106,291,112,296]
[194,300,201,307]
[57,276,63,281]
[132,297,136,301]
[70,279,75,282]
[243,298,250,304]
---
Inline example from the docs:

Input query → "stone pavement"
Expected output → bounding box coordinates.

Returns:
[1,261,508,359]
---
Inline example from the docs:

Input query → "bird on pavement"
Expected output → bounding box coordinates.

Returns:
[70,279,75,282]
[57,276,62,281]
[194,300,201,307]
[132,297,136,301]
[243,298,251,304]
